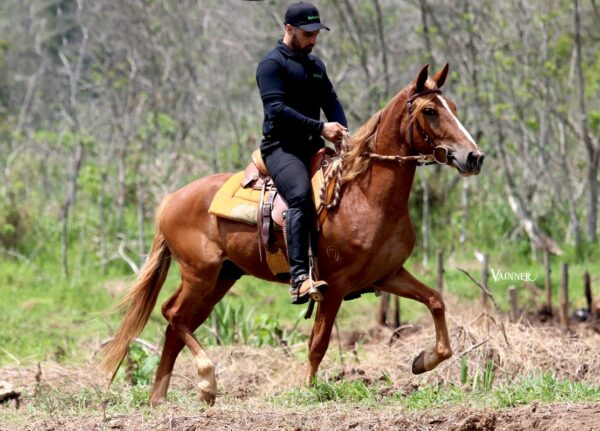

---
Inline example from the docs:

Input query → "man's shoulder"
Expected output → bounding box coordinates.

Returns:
[257,47,286,71]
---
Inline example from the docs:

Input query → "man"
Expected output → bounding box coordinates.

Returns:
[256,2,348,304]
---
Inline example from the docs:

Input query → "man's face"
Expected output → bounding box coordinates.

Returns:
[290,27,320,54]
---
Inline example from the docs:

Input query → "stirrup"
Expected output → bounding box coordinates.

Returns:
[290,274,327,305]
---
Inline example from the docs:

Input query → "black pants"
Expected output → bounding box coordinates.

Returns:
[262,146,315,283]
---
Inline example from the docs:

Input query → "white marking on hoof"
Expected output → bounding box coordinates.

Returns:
[195,357,217,405]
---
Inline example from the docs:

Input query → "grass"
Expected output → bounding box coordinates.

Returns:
[2,233,600,423]
[402,373,600,409]
[274,372,600,410]
[277,379,380,405]
[1,248,598,366]
[0,249,422,367]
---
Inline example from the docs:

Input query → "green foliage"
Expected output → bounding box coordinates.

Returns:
[494,373,600,408]
[198,301,307,348]
[114,343,160,386]
[0,192,32,250]
[460,356,468,385]
[277,379,378,405]
[399,373,600,410]
[589,111,600,135]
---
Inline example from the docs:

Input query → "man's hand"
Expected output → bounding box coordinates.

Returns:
[321,122,348,145]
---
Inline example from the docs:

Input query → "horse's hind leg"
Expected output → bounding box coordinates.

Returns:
[150,264,239,406]
[380,267,452,373]
[150,322,184,406]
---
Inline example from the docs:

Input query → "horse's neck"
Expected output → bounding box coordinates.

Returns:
[351,160,416,215]
[357,100,416,214]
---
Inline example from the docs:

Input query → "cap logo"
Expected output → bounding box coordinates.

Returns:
[307,15,320,20]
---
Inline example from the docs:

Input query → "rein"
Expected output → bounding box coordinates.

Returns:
[320,88,447,210]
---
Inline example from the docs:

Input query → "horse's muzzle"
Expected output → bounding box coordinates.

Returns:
[450,149,485,175]
[466,150,485,174]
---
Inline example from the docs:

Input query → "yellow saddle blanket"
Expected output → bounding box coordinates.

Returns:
[208,171,268,226]
[208,158,339,228]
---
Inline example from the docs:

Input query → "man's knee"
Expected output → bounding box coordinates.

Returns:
[286,188,311,209]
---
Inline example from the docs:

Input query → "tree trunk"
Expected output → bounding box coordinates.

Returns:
[372,0,390,98]
[419,0,435,70]
[61,141,84,277]
[574,0,599,242]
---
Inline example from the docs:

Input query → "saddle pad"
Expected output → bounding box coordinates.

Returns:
[208,157,340,227]
[208,172,266,225]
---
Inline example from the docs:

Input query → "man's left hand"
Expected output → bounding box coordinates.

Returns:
[321,122,348,145]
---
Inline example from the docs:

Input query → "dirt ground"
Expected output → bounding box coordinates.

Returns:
[2,303,600,430]
[3,401,600,430]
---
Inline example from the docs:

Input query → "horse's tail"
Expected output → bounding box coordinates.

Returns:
[100,194,173,383]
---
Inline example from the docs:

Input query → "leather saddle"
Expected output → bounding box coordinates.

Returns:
[241,147,338,275]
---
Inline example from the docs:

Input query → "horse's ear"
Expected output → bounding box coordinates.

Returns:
[432,63,449,89]
[415,64,429,93]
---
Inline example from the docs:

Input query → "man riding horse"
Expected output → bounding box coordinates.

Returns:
[257,2,348,305]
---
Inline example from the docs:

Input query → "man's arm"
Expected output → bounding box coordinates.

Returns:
[318,60,348,145]
[317,58,348,128]
[257,59,323,135]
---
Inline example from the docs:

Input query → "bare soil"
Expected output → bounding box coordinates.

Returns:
[3,401,600,430]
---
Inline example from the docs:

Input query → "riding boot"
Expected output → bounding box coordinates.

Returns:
[285,207,327,304]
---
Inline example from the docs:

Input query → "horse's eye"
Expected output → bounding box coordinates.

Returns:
[423,108,437,116]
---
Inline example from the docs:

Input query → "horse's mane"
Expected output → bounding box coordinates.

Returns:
[341,109,382,183]
[340,90,437,184]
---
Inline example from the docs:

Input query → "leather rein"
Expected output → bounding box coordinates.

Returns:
[321,88,450,210]
[359,88,449,167]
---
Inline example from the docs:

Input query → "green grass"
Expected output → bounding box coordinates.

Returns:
[23,383,204,418]
[402,373,600,410]
[0,258,118,364]
[0,249,422,367]
[275,373,600,410]
[2,246,598,366]
[4,371,599,426]
[277,379,380,405]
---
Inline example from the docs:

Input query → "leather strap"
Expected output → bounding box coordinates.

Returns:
[261,185,277,252]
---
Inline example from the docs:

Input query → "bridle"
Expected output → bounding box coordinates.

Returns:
[361,88,451,167]
[321,88,452,210]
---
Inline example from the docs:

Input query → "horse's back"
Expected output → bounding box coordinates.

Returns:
[159,173,234,256]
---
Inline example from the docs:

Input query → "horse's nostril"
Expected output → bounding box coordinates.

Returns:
[466,151,477,170]
[478,153,485,167]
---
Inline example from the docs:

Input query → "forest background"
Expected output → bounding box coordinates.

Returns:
[0,0,599,365]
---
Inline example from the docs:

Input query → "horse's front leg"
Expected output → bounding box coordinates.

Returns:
[304,292,343,385]
[379,267,452,373]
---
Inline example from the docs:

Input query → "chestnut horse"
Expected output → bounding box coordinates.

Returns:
[101,64,484,406]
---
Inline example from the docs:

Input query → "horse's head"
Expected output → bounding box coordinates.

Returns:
[405,64,485,176]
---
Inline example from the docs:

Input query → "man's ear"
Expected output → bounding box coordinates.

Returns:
[284,24,294,35]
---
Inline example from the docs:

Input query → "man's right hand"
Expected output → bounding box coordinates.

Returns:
[321,122,348,145]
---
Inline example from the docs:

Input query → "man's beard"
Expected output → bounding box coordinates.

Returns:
[291,34,314,55]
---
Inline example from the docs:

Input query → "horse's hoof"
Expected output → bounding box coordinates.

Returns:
[149,396,166,407]
[198,389,216,406]
[412,351,427,374]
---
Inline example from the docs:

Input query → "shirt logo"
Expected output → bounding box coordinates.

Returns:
[313,73,323,78]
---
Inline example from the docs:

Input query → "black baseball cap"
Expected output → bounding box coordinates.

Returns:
[284,2,330,32]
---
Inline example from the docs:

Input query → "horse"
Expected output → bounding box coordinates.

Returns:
[101,63,485,406]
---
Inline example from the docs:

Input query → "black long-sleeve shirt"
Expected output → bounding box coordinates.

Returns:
[256,40,347,155]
